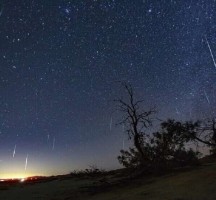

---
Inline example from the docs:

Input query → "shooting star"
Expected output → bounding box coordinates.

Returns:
[205,36,216,69]
[109,117,113,131]
[204,90,210,104]
[25,154,28,171]
[122,124,125,132]
[90,78,93,91]
[47,134,50,142]
[52,137,55,150]
[122,139,125,150]
[13,145,16,158]
[176,108,180,115]
[0,4,3,17]
[189,108,192,118]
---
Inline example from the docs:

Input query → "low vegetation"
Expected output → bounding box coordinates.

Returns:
[116,83,216,174]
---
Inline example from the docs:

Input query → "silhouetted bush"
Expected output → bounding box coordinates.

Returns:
[71,165,106,177]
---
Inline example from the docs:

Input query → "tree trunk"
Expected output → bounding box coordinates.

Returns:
[134,134,146,161]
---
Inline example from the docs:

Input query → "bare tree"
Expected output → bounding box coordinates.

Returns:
[189,118,216,147]
[115,83,156,163]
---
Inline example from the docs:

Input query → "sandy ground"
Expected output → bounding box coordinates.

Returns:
[1,164,216,200]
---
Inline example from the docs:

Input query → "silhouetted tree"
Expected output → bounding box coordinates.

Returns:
[115,84,211,171]
[150,119,200,169]
[118,148,142,168]
[117,117,200,170]
[115,83,155,166]
[184,118,216,148]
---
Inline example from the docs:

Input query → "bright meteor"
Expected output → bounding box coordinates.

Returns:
[110,117,113,131]
[25,154,28,171]
[205,36,216,70]
[52,137,55,150]
[13,145,16,158]
[204,90,210,104]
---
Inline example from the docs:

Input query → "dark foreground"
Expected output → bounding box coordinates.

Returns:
[1,163,216,200]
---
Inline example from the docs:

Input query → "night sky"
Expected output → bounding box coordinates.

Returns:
[0,0,216,178]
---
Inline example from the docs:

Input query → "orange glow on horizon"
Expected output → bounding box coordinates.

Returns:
[0,173,36,179]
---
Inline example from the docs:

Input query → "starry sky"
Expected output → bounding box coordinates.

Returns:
[0,0,216,178]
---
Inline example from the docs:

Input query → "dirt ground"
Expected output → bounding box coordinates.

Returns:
[1,163,216,200]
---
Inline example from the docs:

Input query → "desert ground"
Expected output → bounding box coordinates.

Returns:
[1,163,216,200]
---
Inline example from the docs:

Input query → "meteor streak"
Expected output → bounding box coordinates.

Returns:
[52,137,55,150]
[13,145,16,158]
[176,108,180,115]
[122,139,125,150]
[204,90,210,104]
[190,109,192,118]
[122,124,125,132]
[0,4,3,17]
[205,36,216,69]
[109,117,113,131]
[25,154,28,171]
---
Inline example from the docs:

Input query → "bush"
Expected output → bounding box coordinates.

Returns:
[118,120,201,172]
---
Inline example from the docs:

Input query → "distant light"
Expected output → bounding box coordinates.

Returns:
[20,178,25,183]
[0,180,5,182]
